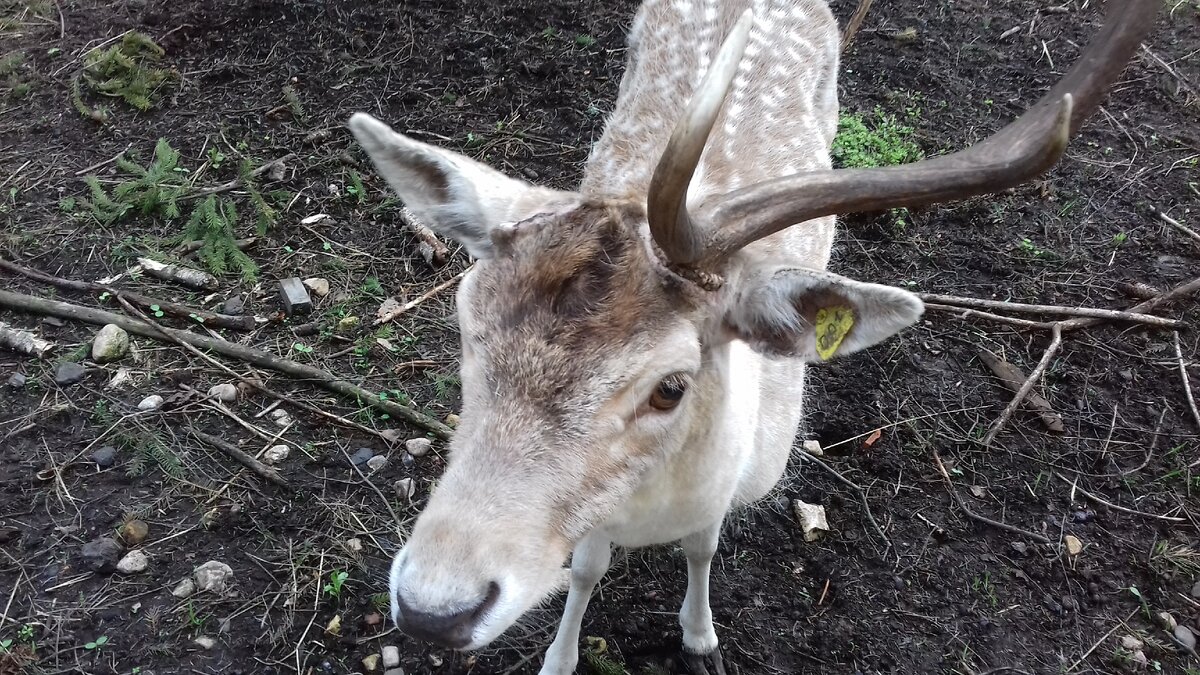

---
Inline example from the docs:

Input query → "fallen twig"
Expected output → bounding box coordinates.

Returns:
[97,237,255,285]
[401,207,451,268]
[1053,472,1184,523]
[979,350,1064,433]
[0,257,255,331]
[375,268,470,326]
[1061,276,1200,332]
[1064,608,1138,674]
[1152,206,1200,247]
[0,320,54,356]
[183,153,298,200]
[189,427,291,489]
[798,452,893,558]
[0,289,452,439]
[840,0,874,52]
[138,258,218,291]
[982,323,1064,447]
[918,293,1182,329]
[933,451,1051,544]
[923,303,1047,329]
[1172,332,1200,432]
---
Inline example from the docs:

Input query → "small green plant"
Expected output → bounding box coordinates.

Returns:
[370,592,389,610]
[574,34,596,48]
[361,276,384,298]
[83,139,186,225]
[323,570,349,598]
[207,147,226,169]
[58,196,77,212]
[281,84,304,119]
[238,159,277,234]
[76,32,178,112]
[184,600,207,628]
[180,195,259,283]
[1016,237,1055,259]
[971,572,999,608]
[832,107,923,169]
[1111,231,1128,245]
[292,342,314,355]
[541,26,559,39]
[0,638,12,652]
[17,625,34,644]
[346,170,366,204]
[1127,586,1153,621]
[84,635,109,651]
[1,51,34,100]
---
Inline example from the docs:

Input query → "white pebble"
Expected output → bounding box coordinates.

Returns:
[366,455,388,472]
[137,395,164,411]
[264,445,289,464]
[207,383,238,403]
[405,437,432,457]
[382,645,401,668]
[116,550,148,574]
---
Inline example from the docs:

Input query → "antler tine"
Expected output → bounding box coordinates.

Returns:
[647,8,755,265]
[693,0,1158,267]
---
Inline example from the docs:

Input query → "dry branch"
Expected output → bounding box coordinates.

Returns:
[189,427,291,489]
[1173,331,1200,432]
[934,451,1051,544]
[0,289,452,439]
[979,350,1064,433]
[918,293,1183,328]
[1061,276,1200,332]
[1152,206,1200,247]
[840,0,874,52]
[1054,472,1184,523]
[981,323,1064,447]
[401,207,451,268]
[0,258,255,331]
[138,258,218,291]
[374,268,470,326]
[183,153,298,200]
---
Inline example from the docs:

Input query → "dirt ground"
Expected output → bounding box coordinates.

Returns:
[1,0,1199,673]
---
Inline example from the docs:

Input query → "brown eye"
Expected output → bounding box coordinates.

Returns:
[648,377,687,411]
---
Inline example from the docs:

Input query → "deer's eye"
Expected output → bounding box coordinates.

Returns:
[648,376,687,411]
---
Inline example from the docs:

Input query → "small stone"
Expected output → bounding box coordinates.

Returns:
[120,519,149,546]
[1010,541,1028,555]
[1157,612,1178,630]
[137,394,164,411]
[1130,650,1149,668]
[1064,535,1083,556]
[802,439,823,456]
[394,478,415,501]
[428,653,443,667]
[54,361,86,385]
[1120,635,1143,651]
[90,446,118,468]
[42,316,65,328]
[1072,510,1095,524]
[171,578,196,598]
[222,295,245,316]
[444,413,460,428]
[270,408,294,427]
[382,646,401,669]
[80,536,122,573]
[91,324,130,363]
[303,277,330,297]
[792,499,829,542]
[345,537,363,553]
[364,611,383,627]
[367,455,388,472]
[1191,580,1200,599]
[117,550,149,574]
[380,429,403,445]
[350,447,375,466]
[384,670,405,675]
[207,383,238,403]
[279,277,312,316]
[362,654,381,672]
[336,315,360,332]
[5,372,26,388]
[194,560,234,594]
[401,453,414,469]
[1174,625,1196,652]
[405,437,432,457]
[193,636,216,650]
[264,445,289,464]
[325,614,342,635]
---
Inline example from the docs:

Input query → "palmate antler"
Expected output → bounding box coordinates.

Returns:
[648,0,1159,269]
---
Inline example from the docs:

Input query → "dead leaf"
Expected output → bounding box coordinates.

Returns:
[376,337,396,352]
[380,429,402,445]
[979,351,1065,433]
[863,428,882,448]
[375,297,403,324]
[1064,534,1083,556]
[969,485,987,499]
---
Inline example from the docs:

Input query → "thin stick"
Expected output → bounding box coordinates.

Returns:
[840,0,874,52]
[918,293,1182,328]
[0,289,452,439]
[982,323,1063,447]
[189,428,291,489]
[1061,276,1200,332]
[1152,206,1200,246]
[1174,331,1200,432]
[922,303,1047,329]
[0,258,255,330]
[799,452,893,557]
[340,447,403,536]
[1065,609,1137,673]
[375,268,469,326]
[73,143,133,176]
[934,452,1051,544]
[182,153,297,200]
[1053,473,1184,523]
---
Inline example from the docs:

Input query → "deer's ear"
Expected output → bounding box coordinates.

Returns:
[724,267,923,361]
[349,113,572,259]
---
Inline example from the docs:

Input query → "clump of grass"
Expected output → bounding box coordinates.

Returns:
[831,107,924,169]
[76,31,178,113]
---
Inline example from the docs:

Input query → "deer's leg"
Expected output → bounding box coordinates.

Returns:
[679,520,726,675]
[539,532,612,675]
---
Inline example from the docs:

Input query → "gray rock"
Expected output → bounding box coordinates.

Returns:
[54,361,86,385]
[405,437,432,457]
[394,478,415,501]
[1174,624,1196,653]
[91,324,130,363]
[116,550,149,574]
[171,578,196,598]
[382,645,401,668]
[90,446,118,468]
[193,636,217,650]
[80,537,122,572]
[264,445,289,464]
[366,455,388,472]
[137,394,164,411]
[383,670,405,675]
[5,372,26,388]
[194,560,234,594]
[279,277,312,316]
[207,383,238,403]
[350,447,374,466]
[222,295,245,316]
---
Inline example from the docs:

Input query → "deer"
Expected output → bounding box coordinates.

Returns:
[347,0,1155,672]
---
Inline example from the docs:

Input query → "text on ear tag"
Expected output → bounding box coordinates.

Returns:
[815,306,854,360]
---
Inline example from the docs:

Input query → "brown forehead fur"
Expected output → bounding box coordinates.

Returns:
[465,200,693,417]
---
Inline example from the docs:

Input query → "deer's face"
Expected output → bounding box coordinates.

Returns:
[389,203,716,648]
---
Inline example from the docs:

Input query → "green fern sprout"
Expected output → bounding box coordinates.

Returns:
[79,31,179,112]
[182,195,259,283]
[239,159,277,235]
[84,139,185,223]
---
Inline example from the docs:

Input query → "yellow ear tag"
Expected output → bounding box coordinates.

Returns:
[815,306,854,361]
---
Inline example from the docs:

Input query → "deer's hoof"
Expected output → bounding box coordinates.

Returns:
[682,646,728,675]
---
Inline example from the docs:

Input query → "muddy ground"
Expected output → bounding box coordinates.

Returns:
[1,0,1198,673]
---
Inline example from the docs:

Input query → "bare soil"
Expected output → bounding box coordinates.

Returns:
[1,0,1198,674]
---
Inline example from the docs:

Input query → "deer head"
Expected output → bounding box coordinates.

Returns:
[348,0,1155,651]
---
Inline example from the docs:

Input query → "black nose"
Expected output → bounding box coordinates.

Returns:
[394,581,500,649]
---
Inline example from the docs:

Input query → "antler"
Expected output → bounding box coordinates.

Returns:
[650,0,1159,268]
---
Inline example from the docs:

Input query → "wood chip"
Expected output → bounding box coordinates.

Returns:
[0,321,54,356]
[979,351,1065,433]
